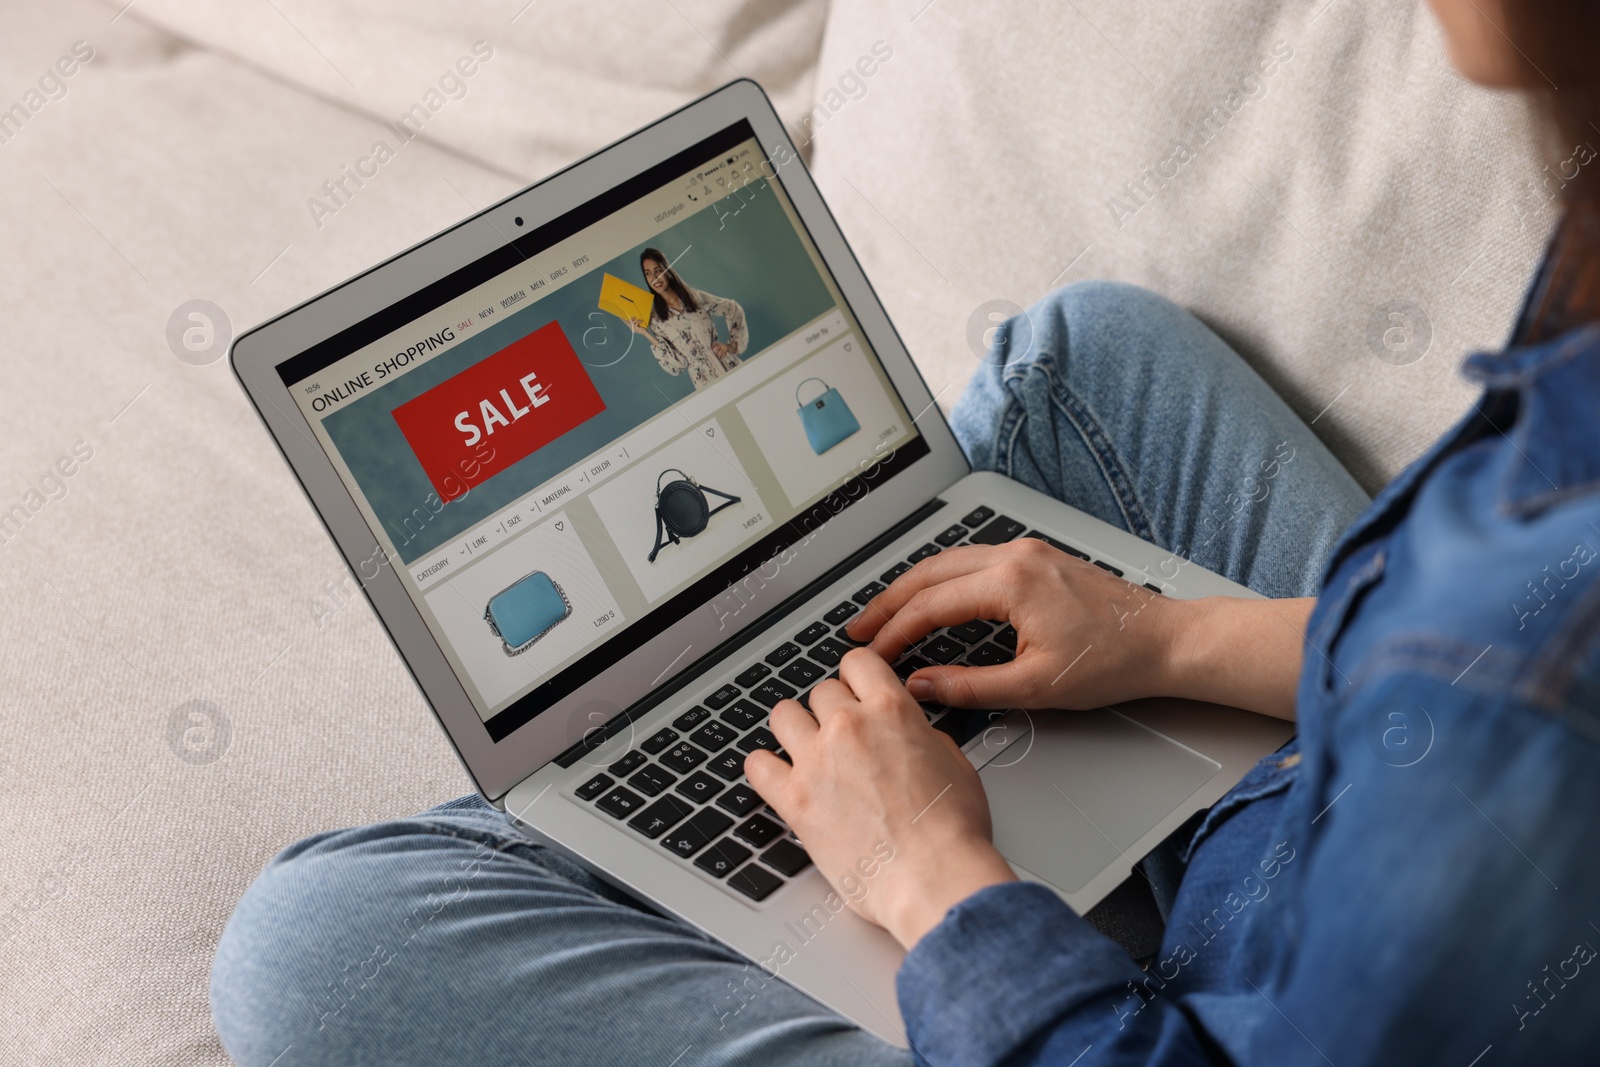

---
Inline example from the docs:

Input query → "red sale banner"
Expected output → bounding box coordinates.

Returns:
[391,321,605,501]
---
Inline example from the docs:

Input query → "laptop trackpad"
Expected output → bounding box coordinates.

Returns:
[979,707,1220,893]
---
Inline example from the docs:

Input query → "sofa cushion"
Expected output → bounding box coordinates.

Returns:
[117,0,832,179]
[807,0,1555,489]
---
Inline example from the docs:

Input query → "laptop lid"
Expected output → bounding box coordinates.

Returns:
[231,80,968,801]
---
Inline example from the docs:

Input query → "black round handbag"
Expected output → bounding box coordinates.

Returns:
[648,468,741,563]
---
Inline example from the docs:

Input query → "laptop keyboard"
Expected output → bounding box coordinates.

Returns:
[571,504,1163,903]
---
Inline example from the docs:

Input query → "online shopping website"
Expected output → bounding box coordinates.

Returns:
[284,127,924,734]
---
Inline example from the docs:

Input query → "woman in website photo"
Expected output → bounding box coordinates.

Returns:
[630,247,749,388]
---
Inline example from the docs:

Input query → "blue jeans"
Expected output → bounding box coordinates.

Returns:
[211,282,1370,1066]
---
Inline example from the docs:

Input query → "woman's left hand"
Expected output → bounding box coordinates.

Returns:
[744,648,1017,950]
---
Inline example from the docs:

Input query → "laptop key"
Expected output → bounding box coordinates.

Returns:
[1025,529,1087,559]
[823,601,859,625]
[906,542,941,564]
[932,708,994,747]
[704,684,741,710]
[738,727,780,754]
[628,764,677,797]
[690,720,738,752]
[575,773,613,801]
[968,515,1027,545]
[707,749,747,781]
[672,706,711,731]
[808,637,850,668]
[750,679,798,708]
[720,700,765,730]
[761,839,813,877]
[608,750,648,777]
[727,862,785,901]
[833,626,865,647]
[661,809,734,859]
[795,620,831,645]
[765,642,802,668]
[934,524,967,547]
[1143,583,1165,595]
[596,786,646,820]
[734,814,784,848]
[960,505,995,528]
[641,728,679,755]
[627,794,693,838]
[948,619,994,644]
[880,561,912,584]
[695,838,753,879]
[1093,559,1125,577]
[779,658,825,688]
[993,624,1018,650]
[716,783,764,817]
[967,642,1012,667]
[852,581,886,606]
[734,663,771,688]
[674,771,726,803]
[893,655,932,681]
[921,635,965,664]
[659,742,709,775]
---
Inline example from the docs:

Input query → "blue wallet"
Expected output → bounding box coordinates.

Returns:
[484,570,571,656]
[795,377,861,455]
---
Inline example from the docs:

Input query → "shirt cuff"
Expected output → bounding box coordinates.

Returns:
[896,881,1143,1067]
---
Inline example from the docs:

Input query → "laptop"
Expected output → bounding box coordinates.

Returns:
[231,79,1292,1046]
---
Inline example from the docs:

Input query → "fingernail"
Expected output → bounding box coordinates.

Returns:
[907,678,934,700]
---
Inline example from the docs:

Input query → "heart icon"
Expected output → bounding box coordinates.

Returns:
[844,342,853,351]
[555,521,565,531]
[706,427,716,437]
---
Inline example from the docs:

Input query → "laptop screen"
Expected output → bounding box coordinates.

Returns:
[277,120,927,740]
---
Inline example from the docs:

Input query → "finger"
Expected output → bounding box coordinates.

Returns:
[743,749,792,808]
[768,698,820,760]
[866,571,1018,661]
[804,676,857,726]
[906,662,1038,709]
[847,545,1005,641]
[836,647,910,707]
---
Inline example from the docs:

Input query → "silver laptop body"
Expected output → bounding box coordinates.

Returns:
[231,80,1292,1048]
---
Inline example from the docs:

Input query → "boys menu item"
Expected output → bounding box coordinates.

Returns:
[391,321,606,501]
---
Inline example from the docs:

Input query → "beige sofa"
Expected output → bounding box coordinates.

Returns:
[0,0,1550,1062]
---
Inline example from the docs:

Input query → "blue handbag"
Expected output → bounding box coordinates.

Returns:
[484,570,571,656]
[795,377,860,455]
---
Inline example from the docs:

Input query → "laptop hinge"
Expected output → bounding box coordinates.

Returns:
[549,495,949,769]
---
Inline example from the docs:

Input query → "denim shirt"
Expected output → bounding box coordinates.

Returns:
[897,236,1600,1065]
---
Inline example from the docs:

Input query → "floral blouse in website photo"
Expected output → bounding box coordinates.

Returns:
[645,287,749,389]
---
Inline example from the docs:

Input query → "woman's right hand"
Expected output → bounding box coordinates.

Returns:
[626,315,649,336]
[847,538,1180,711]
[846,538,1310,719]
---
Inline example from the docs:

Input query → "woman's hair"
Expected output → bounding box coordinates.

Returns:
[1502,2,1600,333]
[640,248,699,323]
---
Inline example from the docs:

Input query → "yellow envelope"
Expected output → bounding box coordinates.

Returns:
[598,272,656,328]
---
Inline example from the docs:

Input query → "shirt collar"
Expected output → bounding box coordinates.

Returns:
[1461,323,1600,516]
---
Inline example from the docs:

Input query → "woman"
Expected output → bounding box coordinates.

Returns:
[211,2,1600,1064]
[630,247,749,388]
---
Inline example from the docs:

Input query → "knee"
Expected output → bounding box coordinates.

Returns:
[209,820,505,1065]
[1029,281,1190,354]
[1026,280,1244,402]
[210,830,375,1065]
[1036,279,1173,319]
[970,281,1188,384]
